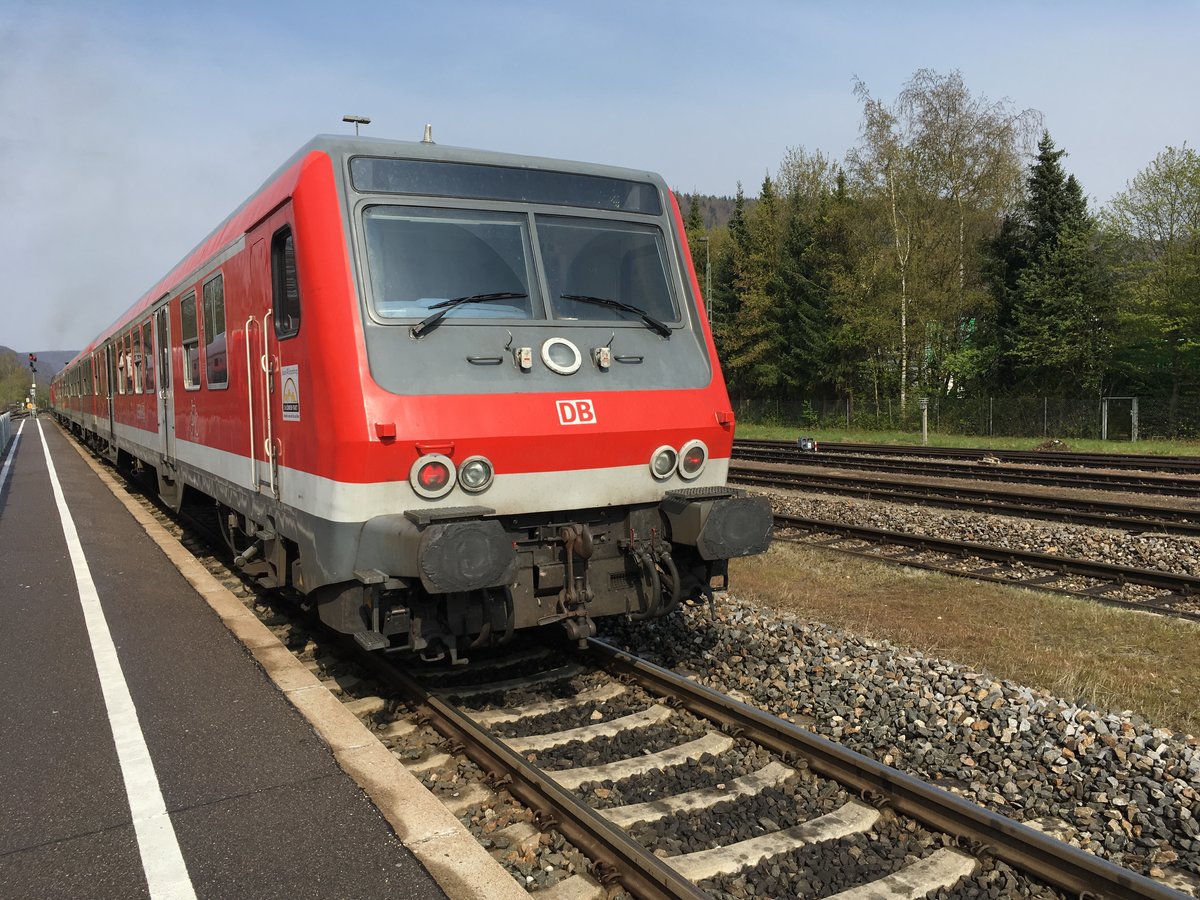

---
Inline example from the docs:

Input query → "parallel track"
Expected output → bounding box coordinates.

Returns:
[730,462,1200,536]
[733,441,1200,497]
[750,438,1200,474]
[773,513,1200,622]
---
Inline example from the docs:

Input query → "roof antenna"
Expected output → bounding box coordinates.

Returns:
[342,115,371,136]
[422,124,435,144]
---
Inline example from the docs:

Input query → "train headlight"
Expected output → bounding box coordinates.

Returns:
[650,446,678,480]
[541,337,582,375]
[411,453,456,499]
[458,456,494,493]
[678,440,708,480]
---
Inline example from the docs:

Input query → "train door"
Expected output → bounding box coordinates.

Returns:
[246,237,279,497]
[154,306,175,465]
[104,341,117,454]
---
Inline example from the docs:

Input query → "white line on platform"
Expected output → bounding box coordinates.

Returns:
[36,420,197,900]
[0,418,25,497]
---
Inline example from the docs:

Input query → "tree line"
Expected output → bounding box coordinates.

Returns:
[0,349,34,408]
[682,69,1200,435]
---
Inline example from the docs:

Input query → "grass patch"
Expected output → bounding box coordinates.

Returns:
[735,423,1200,457]
[730,543,1200,736]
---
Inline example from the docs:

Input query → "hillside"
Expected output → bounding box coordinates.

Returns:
[674,193,746,231]
[0,346,79,378]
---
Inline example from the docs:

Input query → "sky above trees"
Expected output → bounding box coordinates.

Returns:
[1,0,1197,351]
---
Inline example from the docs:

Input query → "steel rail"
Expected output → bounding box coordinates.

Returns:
[773,514,1200,623]
[729,463,1200,536]
[586,639,1191,900]
[774,513,1200,595]
[736,438,1200,474]
[732,444,1200,497]
[353,647,708,900]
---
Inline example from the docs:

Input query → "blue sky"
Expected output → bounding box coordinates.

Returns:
[2,0,1197,352]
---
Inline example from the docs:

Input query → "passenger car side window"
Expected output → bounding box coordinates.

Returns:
[181,292,201,389]
[203,274,227,388]
[272,226,301,339]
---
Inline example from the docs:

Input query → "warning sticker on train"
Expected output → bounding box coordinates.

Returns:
[281,364,300,421]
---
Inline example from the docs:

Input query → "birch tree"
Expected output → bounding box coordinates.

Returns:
[848,70,1037,409]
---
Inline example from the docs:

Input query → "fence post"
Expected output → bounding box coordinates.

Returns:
[1043,397,1048,436]
[1132,397,1138,443]
[919,398,929,445]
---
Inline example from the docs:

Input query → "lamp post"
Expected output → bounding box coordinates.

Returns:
[342,115,371,136]
[697,235,711,325]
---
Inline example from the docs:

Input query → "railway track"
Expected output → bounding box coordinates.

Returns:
[742,439,1200,475]
[77,430,1196,898]
[773,512,1200,622]
[354,640,1188,899]
[730,461,1200,537]
[733,441,1200,498]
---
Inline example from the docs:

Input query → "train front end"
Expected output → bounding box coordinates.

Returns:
[318,141,771,657]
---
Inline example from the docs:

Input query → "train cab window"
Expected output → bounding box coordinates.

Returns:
[181,292,201,389]
[202,274,227,388]
[272,226,301,339]
[361,207,536,323]
[142,320,155,392]
[537,217,679,326]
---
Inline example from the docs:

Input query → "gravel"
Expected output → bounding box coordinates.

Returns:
[702,819,1063,899]
[598,594,1200,881]
[770,491,1200,577]
[577,740,777,808]
[532,715,711,771]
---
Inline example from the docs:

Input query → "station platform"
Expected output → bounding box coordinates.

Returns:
[0,419,509,899]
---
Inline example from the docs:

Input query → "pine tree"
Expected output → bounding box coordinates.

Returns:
[1025,133,1087,260]
[711,183,749,381]
[1005,134,1116,393]
[723,176,784,391]
[979,131,1109,393]
[682,192,707,286]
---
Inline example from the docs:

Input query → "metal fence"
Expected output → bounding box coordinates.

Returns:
[732,394,1200,441]
[0,411,11,456]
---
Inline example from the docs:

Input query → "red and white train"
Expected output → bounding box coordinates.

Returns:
[51,134,771,660]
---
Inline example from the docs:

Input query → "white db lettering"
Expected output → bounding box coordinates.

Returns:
[556,399,597,426]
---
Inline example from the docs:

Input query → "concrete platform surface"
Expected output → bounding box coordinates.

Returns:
[0,419,460,899]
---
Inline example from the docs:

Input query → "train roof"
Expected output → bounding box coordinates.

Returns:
[62,135,672,373]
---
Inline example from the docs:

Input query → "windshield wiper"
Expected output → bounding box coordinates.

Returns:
[410,292,529,338]
[559,294,671,338]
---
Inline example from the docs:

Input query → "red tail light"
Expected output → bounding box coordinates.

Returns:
[410,453,456,499]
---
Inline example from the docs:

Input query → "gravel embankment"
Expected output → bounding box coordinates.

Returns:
[598,595,1200,882]
[770,490,1200,577]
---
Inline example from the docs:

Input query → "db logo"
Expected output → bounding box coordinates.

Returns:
[556,399,597,426]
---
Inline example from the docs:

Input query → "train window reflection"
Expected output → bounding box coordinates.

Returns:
[272,226,301,339]
[363,207,537,322]
[537,217,677,326]
[203,274,228,388]
[181,291,200,389]
[142,321,155,392]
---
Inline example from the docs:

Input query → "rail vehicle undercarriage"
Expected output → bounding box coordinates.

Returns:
[306,487,772,661]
